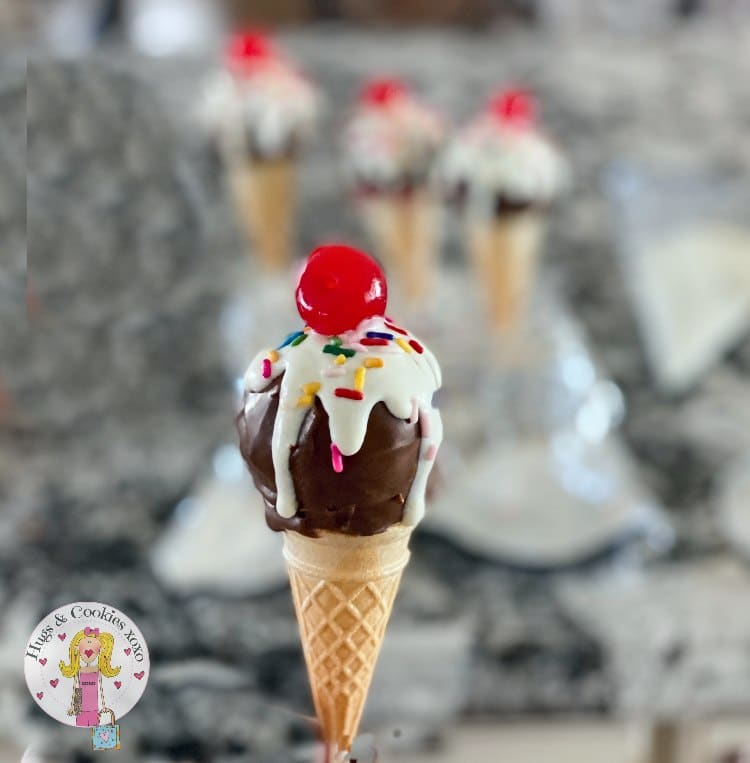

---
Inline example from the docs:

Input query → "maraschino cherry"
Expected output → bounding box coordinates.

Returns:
[360,77,409,108]
[488,88,537,129]
[225,29,275,73]
[296,245,387,336]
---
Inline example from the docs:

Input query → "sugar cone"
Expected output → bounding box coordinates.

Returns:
[228,158,295,271]
[283,526,412,758]
[467,210,545,332]
[359,190,437,305]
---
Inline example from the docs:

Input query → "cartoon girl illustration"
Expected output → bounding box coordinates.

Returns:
[60,627,121,726]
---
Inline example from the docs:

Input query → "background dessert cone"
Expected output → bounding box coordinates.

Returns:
[229,157,295,271]
[283,526,412,758]
[467,209,545,332]
[360,190,437,305]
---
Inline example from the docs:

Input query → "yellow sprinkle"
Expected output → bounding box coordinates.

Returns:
[296,395,313,407]
[302,382,321,395]
[364,357,384,369]
[396,338,413,353]
[267,350,280,362]
[354,367,366,392]
[335,354,346,365]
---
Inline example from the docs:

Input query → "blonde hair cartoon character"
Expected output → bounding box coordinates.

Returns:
[60,627,120,727]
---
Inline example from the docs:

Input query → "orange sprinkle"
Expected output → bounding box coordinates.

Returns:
[297,395,313,407]
[302,382,321,395]
[268,350,280,362]
[364,358,384,369]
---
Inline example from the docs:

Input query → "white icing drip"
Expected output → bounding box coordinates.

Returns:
[343,96,445,187]
[409,398,419,424]
[244,317,442,525]
[405,405,443,525]
[437,115,568,208]
[418,407,431,438]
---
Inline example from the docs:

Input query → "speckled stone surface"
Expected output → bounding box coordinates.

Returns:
[3,19,750,761]
[0,61,26,317]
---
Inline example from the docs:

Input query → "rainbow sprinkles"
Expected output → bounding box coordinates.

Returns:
[243,314,442,526]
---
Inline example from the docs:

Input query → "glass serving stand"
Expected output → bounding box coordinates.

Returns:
[424,276,673,569]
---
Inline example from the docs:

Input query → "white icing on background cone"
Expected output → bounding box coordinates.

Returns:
[343,95,445,188]
[244,315,442,524]
[199,62,320,160]
[438,113,568,210]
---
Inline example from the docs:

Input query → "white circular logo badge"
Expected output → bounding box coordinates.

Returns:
[24,602,150,728]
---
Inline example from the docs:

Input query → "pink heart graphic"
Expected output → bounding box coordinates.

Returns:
[99,731,110,743]
[36,692,44,700]
[84,649,94,658]
[134,671,145,680]
[57,633,66,641]
[114,681,122,689]
[39,658,47,666]
[49,679,58,688]
[123,648,131,656]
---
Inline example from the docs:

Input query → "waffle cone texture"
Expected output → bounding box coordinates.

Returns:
[467,210,544,331]
[283,526,412,755]
[359,190,437,304]
[229,158,295,271]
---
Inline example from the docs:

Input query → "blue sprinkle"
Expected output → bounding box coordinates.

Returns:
[366,331,394,340]
[277,330,304,349]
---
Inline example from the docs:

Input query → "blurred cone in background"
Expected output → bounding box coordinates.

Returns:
[283,527,412,759]
[344,78,445,307]
[359,188,437,304]
[200,29,319,271]
[467,206,545,333]
[440,88,567,334]
[229,156,295,272]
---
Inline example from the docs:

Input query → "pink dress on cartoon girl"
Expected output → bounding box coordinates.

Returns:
[76,670,100,727]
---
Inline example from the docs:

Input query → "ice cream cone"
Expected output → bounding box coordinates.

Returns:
[467,210,545,332]
[238,247,443,759]
[360,190,437,305]
[229,157,295,271]
[283,526,412,758]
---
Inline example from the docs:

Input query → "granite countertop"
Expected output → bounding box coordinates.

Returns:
[3,21,750,762]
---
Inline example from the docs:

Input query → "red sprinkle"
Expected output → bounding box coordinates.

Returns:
[409,339,424,354]
[384,321,408,335]
[360,337,389,346]
[262,358,272,378]
[334,388,364,401]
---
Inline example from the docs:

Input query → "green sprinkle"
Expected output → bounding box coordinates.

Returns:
[330,336,343,346]
[291,333,308,347]
[323,344,355,357]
